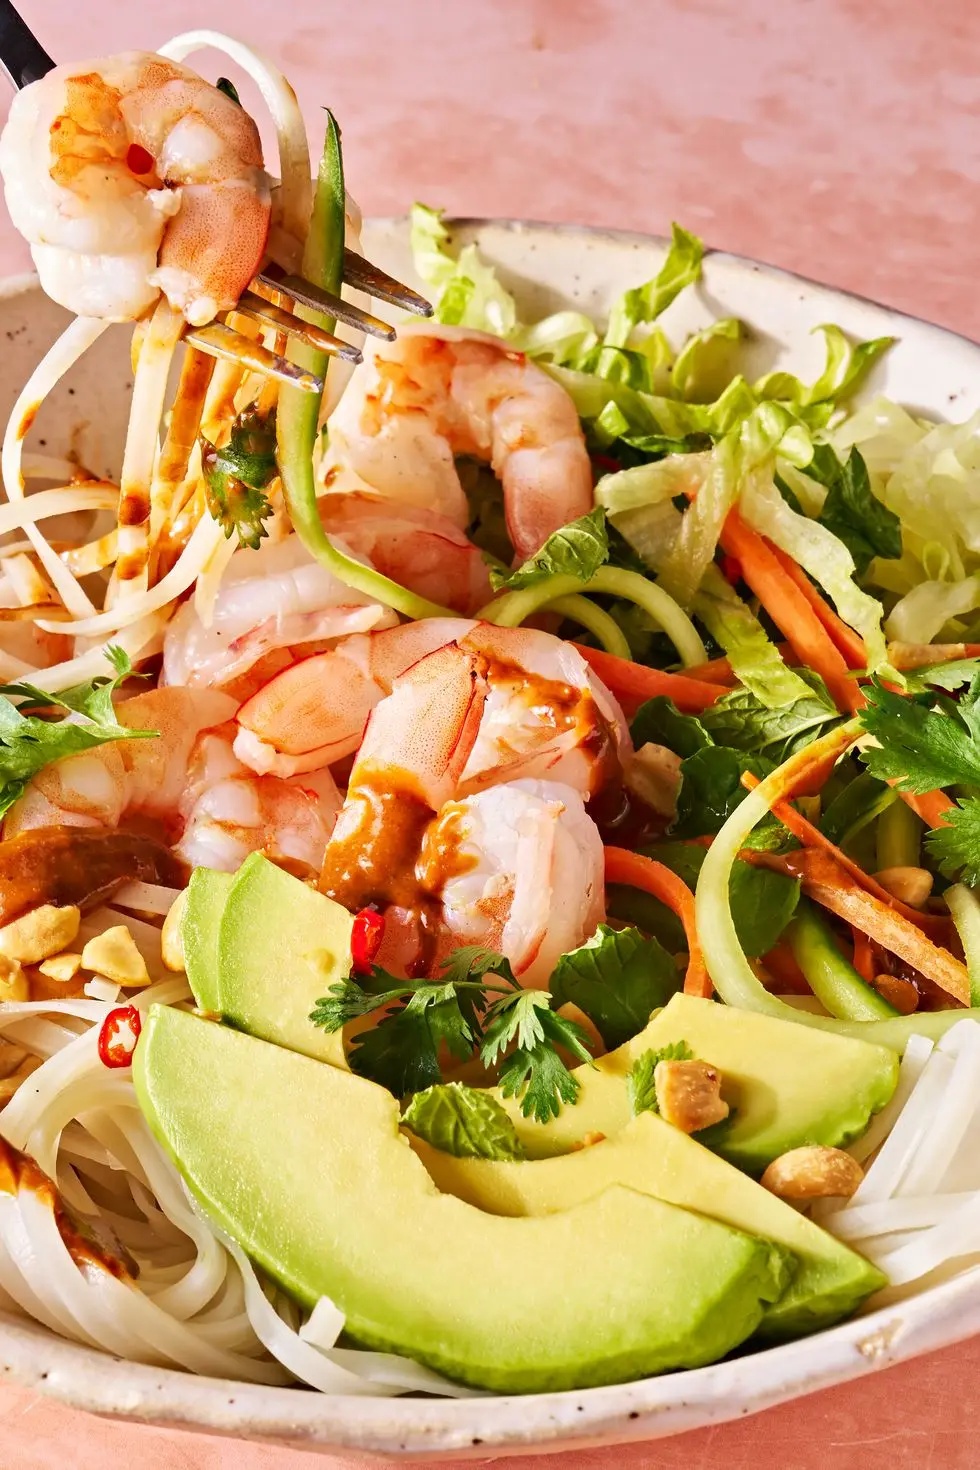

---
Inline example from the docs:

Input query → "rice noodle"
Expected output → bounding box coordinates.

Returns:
[0,317,108,618]
[23,611,167,693]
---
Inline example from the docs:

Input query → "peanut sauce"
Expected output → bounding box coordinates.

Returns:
[0,827,187,927]
[0,1137,132,1281]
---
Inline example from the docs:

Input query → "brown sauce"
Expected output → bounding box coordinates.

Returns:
[0,1137,132,1281]
[0,827,187,927]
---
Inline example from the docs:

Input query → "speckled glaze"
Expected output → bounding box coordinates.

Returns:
[2,217,980,1458]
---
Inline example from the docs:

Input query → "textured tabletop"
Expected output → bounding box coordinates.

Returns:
[1,0,978,1465]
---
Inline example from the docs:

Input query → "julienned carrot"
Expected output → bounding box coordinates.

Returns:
[603,847,710,998]
[740,770,949,939]
[898,787,955,829]
[685,643,796,686]
[767,543,867,670]
[851,928,875,983]
[889,642,980,671]
[759,941,810,994]
[776,849,970,1006]
[718,508,863,712]
[572,644,730,714]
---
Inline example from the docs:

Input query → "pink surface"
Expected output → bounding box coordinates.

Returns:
[0,0,978,1463]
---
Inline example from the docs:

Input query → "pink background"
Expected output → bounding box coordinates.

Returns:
[2,0,980,1463]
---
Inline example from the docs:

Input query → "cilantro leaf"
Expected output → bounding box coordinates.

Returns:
[481,991,594,1123]
[201,408,277,550]
[859,675,980,794]
[630,697,713,759]
[926,799,980,885]
[0,648,155,818]
[698,671,841,764]
[550,924,681,1048]
[348,1007,443,1097]
[807,445,901,576]
[627,1041,694,1116]
[401,1083,525,1160]
[489,507,609,592]
[904,659,980,694]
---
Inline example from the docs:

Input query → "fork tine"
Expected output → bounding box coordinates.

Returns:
[185,323,325,393]
[343,249,434,317]
[254,269,396,342]
[234,291,363,361]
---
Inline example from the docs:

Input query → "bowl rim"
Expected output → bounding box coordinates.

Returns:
[3,215,980,1457]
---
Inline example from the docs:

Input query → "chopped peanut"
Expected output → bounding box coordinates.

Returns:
[761,1145,864,1202]
[0,954,29,1003]
[0,1054,42,1107]
[0,1040,28,1080]
[161,890,187,973]
[872,971,920,1015]
[571,1131,607,1152]
[654,1059,730,1134]
[873,866,933,909]
[623,743,682,819]
[81,926,150,988]
[0,904,80,965]
[37,952,83,984]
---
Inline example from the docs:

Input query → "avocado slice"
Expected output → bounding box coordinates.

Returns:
[412,1110,884,1339]
[217,854,352,1068]
[181,868,234,1012]
[496,992,899,1174]
[134,1006,794,1393]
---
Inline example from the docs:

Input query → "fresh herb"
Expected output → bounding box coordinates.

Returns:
[0,648,154,818]
[311,946,594,1120]
[820,769,895,848]
[926,800,980,886]
[201,408,277,550]
[904,659,980,694]
[627,1041,693,1116]
[806,445,901,576]
[671,746,777,840]
[699,671,841,764]
[489,507,609,592]
[401,1083,525,1161]
[859,674,980,793]
[550,924,681,1049]
[630,696,713,759]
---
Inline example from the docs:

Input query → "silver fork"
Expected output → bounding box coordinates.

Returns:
[0,0,432,392]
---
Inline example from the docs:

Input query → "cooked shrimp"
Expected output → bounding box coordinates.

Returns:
[2,689,340,873]
[323,323,593,560]
[0,52,271,323]
[233,619,630,794]
[161,532,399,693]
[317,644,605,982]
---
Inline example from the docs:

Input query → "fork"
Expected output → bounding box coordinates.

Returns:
[0,0,431,392]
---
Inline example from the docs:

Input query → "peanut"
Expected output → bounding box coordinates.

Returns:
[81,926,150,988]
[0,954,28,1004]
[873,866,933,909]
[37,952,83,984]
[761,1145,863,1202]
[654,1059,730,1134]
[0,904,80,965]
[161,890,187,974]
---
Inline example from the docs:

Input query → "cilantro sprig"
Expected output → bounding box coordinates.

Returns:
[201,408,277,550]
[0,647,154,818]
[627,1041,694,1116]
[310,945,595,1122]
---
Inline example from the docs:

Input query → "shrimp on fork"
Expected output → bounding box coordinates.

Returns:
[318,642,605,984]
[323,323,594,560]
[0,52,271,323]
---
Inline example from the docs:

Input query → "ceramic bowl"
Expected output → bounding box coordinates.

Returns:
[2,217,980,1459]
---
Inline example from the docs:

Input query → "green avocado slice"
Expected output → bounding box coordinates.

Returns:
[134,1006,794,1393]
[217,854,352,1068]
[496,992,899,1174]
[181,868,234,1013]
[412,1109,884,1339]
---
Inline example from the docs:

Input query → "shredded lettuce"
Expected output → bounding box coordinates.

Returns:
[410,204,518,337]
[693,567,814,708]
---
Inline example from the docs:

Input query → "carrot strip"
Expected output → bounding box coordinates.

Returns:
[898,787,955,829]
[851,928,876,983]
[759,941,810,994]
[685,642,796,685]
[572,644,729,714]
[718,508,863,712]
[767,543,868,670]
[739,769,948,937]
[776,849,969,1005]
[603,847,710,998]
[889,642,980,671]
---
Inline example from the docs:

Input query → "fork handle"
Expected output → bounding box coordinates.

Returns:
[0,0,54,90]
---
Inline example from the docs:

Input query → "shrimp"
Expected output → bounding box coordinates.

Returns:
[323,323,593,561]
[2,689,341,875]
[0,53,271,324]
[317,643,605,983]
[233,619,631,797]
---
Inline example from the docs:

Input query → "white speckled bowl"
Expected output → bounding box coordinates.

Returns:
[2,218,980,1459]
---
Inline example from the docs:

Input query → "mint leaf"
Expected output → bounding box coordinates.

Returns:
[926,799,980,885]
[904,659,980,694]
[489,507,609,592]
[699,671,841,764]
[630,697,713,759]
[401,1083,525,1161]
[809,445,901,576]
[859,675,980,794]
[670,746,775,839]
[627,1041,694,1116]
[819,770,894,847]
[550,924,681,1048]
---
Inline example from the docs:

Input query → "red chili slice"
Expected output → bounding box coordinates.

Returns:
[126,143,155,176]
[720,554,743,586]
[97,1005,142,1069]
[350,908,385,975]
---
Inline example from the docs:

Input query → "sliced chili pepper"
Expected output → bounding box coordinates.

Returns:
[97,1005,142,1069]
[126,143,155,176]
[720,554,743,586]
[350,907,385,975]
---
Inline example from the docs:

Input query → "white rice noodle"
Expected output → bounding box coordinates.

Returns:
[24,612,168,694]
[158,32,312,251]
[22,454,82,483]
[112,882,182,917]
[84,979,122,1005]
[824,1021,980,1295]
[1,317,108,618]
[193,527,238,627]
